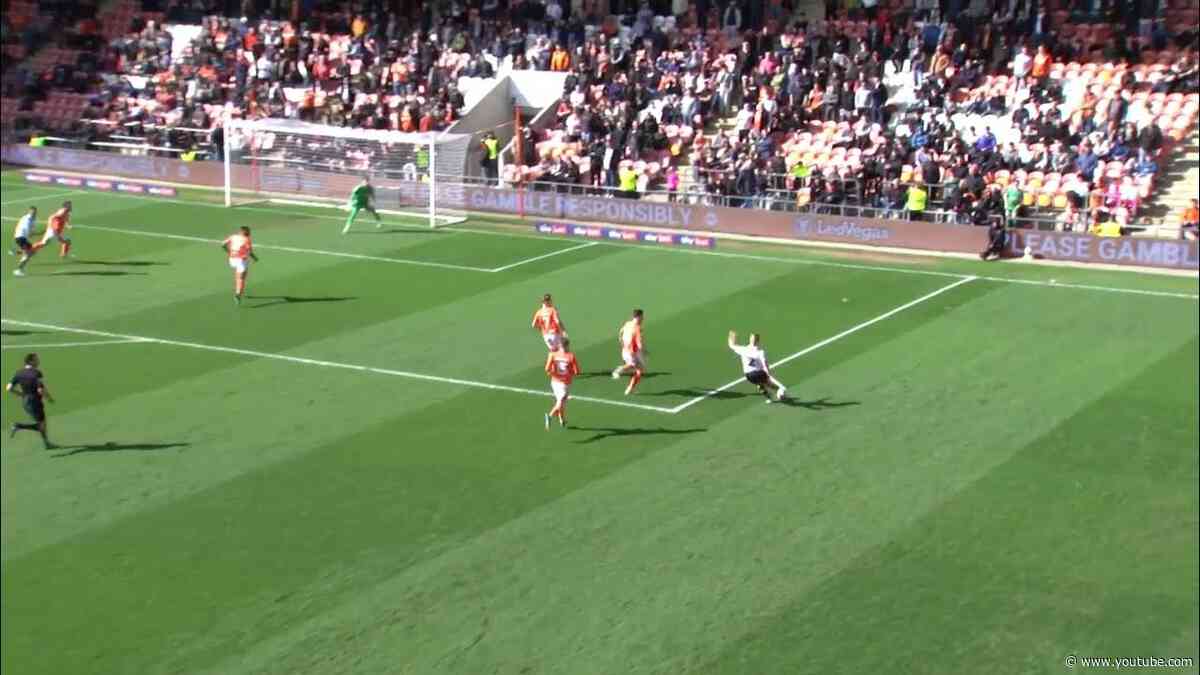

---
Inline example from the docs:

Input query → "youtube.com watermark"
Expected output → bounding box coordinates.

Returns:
[1064,654,1194,670]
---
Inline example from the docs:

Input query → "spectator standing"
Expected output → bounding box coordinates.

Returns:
[618,161,639,199]
[665,164,679,202]
[1011,45,1032,89]
[480,131,500,182]
[905,181,928,222]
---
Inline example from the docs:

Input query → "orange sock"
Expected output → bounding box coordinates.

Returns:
[60,241,70,257]
[30,242,44,253]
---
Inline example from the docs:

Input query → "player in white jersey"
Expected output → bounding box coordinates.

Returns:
[11,206,37,276]
[727,331,787,402]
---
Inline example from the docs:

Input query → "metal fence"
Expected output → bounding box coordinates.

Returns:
[445,172,1185,238]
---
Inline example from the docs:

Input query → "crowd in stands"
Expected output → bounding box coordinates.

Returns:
[3,0,1199,236]
[504,0,1199,235]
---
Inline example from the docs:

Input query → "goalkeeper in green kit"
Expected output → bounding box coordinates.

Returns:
[342,177,382,234]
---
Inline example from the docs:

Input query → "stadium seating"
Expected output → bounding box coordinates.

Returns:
[2,0,1196,234]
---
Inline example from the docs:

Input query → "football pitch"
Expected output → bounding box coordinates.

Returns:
[1,169,1197,674]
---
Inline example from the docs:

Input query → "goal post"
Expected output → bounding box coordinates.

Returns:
[222,118,471,227]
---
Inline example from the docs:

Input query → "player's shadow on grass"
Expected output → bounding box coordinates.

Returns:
[53,441,190,458]
[579,370,672,379]
[649,389,861,410]
[783,396,861,411]
[52,270,150,276]
[570,426,706,444]
[246,295,357,309]
[0,329,40,336]
[354,227,454,235]
[647,388,739,400]
[74,259,169,266]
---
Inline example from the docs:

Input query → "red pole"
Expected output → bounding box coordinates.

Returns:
[515,106,524,219]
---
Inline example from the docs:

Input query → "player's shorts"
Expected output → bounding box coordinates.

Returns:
[39,228,67,244]
[542,332,561,349]
[621,349,644,368]
[550,379,569,401]
[13,237,32,253]
[745,370,769,386]
[22,397,45,423]
[229,257,248,274]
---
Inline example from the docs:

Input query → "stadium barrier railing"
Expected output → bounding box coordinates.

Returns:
[21,131,1194,240]
[4,142,1197,272]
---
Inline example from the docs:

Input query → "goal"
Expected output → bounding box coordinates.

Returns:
[222,118,472,227]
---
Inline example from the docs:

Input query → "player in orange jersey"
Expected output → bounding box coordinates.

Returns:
[531,293,568,349]
[544,337,581,429]
[611,308,645,395]
[30,201,72,257]
[221,226,259,305]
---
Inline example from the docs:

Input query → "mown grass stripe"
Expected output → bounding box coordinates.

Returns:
[1,318,674,413]
[4,177,1193,299]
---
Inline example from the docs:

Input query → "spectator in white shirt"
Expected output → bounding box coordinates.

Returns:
[1011,45,1031,87]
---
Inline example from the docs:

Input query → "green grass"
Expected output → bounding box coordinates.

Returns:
[1,171,1197,675]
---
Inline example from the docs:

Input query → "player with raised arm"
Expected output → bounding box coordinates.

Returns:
[7,352,55,449]
[222,226,259,305]
[727,331,787,402]
[531,294,567,350]
[544,337,581,429]
[11,206,37,276]
[30,200,72,258]
[341,177,382,234]
[611,309,645,395]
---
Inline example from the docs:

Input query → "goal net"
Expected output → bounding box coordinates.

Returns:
[223,118,472,227]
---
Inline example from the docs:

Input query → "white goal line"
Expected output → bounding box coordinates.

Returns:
[2,183,1195,299]
[0,318,676,414]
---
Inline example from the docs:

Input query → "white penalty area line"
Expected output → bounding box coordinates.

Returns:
[0,216,603,274]
[670,276,979,414]
[3,183,1195,299]
[0,189,81,206]
[0,318,676,414]
[488,241,599,272]
[0,338,148,350]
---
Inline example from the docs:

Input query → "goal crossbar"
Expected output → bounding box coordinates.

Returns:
[223,118,471,227]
